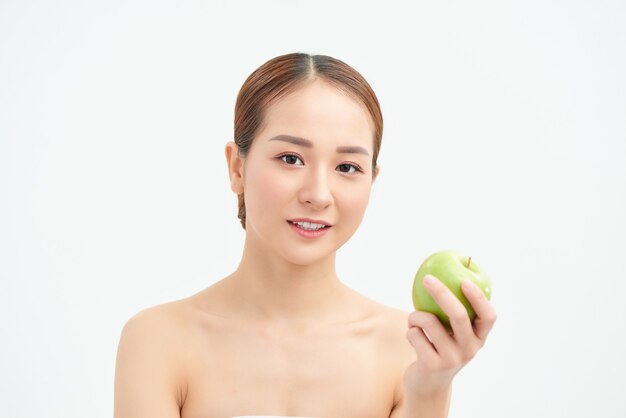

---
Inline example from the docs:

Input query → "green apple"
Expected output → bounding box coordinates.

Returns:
[412,250,492,332]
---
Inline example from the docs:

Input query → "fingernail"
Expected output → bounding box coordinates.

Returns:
[423,275,434,286]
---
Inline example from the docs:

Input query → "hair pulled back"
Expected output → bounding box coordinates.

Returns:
[233,52,383,230]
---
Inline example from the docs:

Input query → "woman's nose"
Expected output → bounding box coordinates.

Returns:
[299,168,333,210]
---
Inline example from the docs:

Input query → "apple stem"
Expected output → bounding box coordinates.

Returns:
[467,257,472,269]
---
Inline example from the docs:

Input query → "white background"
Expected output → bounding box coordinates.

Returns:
[1,1,625,417]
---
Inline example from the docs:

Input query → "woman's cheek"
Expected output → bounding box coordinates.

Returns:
[247,165,296,208]
[261,168,297,200]
[341,181,371,221]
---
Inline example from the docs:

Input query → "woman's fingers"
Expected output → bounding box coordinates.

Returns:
[406,324,438,363]
[461,279,497,341]
[422,275,476,347]
[408,310,456,360]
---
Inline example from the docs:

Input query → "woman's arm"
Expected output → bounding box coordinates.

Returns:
[114,308,185,418]
[390,384,452,418]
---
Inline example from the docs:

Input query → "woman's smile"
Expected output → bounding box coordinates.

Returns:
[287,219,333,239]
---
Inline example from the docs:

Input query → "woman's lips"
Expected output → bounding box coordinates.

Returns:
[287,221,331,238]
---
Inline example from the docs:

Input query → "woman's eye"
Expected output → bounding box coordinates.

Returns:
[337,163,361,174]
[278,154,361,174]
[279,154,303,165]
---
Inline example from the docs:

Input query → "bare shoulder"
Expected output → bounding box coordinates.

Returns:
[114,299,195,418]
[118,297,201,373]
[121,299,193,335]
[373,302,415,364]
[355,294,416,413]
[118,299,194,360]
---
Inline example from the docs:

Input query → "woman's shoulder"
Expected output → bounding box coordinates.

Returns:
[124,295,184,322]
[346,289,413,348]
[375,303,414,358]
[350,288,411,330]
[121,295,203,339]
[349,292,415,407]
[115,298,198,413]
[353,291,415,360]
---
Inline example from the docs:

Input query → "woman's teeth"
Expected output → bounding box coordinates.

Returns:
[293,221,326,230]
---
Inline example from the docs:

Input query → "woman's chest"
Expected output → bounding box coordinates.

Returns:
[179,322,398,418]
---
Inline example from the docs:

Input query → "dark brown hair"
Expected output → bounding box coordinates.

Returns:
[233,52,383,230]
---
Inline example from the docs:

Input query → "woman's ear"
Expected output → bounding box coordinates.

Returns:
[225,141,244,194]
[372,164,381,183]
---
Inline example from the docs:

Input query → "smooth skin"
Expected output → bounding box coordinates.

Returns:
[113,79,497,418]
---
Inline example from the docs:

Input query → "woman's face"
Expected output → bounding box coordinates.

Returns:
[234,79,379,266]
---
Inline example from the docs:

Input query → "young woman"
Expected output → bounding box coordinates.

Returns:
[113,52,497,418]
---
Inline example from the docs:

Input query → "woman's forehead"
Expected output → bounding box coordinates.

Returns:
[259,82,375,149]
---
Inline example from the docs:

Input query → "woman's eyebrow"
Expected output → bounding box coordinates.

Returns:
[268,134,370,156]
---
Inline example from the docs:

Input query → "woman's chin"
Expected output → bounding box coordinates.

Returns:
[279,248,337,267]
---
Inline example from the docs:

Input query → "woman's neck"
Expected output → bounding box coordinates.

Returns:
[223,238,350,326]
